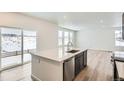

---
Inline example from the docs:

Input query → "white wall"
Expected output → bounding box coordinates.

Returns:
[0,13,58,51]
[76,27,115,51]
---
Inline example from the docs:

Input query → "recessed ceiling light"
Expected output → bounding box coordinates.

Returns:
[100,20,103,23]
[63,15,67,19]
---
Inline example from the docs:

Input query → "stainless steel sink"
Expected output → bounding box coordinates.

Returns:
[67,49,79,53]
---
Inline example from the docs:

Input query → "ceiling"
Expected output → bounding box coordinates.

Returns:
[21,12,122,31]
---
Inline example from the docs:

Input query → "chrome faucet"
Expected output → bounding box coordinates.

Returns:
[67,41,73,51]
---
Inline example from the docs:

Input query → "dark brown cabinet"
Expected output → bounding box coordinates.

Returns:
[75,56,81,76]
[75,50,87,76]
[83,50,87,67]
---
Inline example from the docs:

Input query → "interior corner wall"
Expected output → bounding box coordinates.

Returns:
[76,28,115,51]
[0,13,58,51]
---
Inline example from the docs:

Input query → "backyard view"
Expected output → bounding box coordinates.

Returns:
[0,27,36,69]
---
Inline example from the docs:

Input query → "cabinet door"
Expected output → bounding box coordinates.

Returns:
[75,51,87,76]
[75,57,81,76]
[83,50,87,67]
[80,53,84,69]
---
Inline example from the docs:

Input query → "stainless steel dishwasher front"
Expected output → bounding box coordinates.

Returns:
[63,57,75,81]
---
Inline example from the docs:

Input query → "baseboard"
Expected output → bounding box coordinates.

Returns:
[88,49,112,52]
[31,74,41,81]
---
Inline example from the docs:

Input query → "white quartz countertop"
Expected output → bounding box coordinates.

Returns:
[30,48,87,62]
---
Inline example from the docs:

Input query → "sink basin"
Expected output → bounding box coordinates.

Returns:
[67,50,79,53]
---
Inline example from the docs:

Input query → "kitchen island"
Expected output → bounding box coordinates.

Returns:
[30,48,87,81]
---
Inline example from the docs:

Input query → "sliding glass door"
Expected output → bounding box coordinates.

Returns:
[0,27,37,71]
[23,30,36,63]
[0,27,22,69]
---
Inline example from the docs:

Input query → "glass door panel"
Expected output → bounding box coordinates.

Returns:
[64,31,69,46]
[23,30,36,63]
[1,27,22,69]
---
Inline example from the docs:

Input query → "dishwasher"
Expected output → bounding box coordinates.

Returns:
[63,57,75,81]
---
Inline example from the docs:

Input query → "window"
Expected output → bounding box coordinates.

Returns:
[115,30,124,46]
[58,31,63,46]
[58,28,75,51]
[64,31,69,46]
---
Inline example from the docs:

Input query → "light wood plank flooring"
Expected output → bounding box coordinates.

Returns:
[75,49,113,81]
[0,50,113,81]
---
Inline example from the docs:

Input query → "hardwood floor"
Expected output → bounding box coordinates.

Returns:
[0,50,113,81]
[75,49,113,81]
